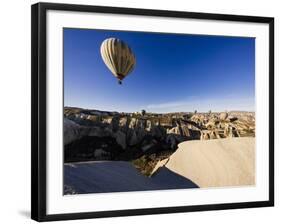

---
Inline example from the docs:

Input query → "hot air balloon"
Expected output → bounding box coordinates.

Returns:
[100,38,136,84]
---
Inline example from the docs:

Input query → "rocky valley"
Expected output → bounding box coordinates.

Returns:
[64,107,255,176]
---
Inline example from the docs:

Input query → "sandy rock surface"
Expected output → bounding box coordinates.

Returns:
[153,137,255,188]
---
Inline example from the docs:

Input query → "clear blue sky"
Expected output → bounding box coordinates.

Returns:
[64,28,255,113]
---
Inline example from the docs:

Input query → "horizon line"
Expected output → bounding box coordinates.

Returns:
[64,105,255,114]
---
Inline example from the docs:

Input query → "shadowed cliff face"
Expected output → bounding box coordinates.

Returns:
[64,136,123,162]
[64,107,255,165]
[64,114,198,163]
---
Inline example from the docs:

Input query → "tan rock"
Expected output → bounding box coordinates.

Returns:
[219,112,228,120]
[153,137,255,188]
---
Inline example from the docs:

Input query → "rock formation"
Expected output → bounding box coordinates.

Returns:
[64,107,255,162]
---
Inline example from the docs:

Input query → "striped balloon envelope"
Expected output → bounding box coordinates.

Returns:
[100,38,136,84]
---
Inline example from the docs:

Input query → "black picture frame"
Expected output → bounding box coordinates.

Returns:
[31,2,274,222]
